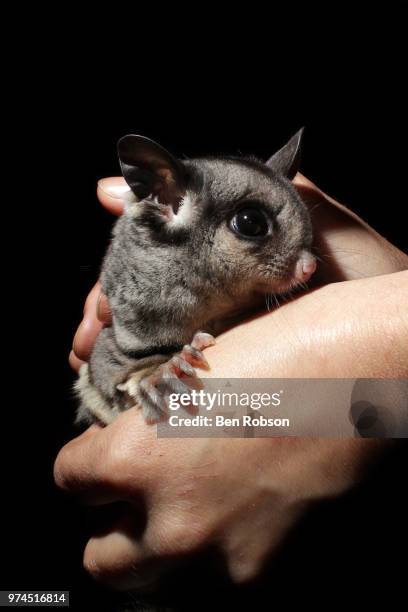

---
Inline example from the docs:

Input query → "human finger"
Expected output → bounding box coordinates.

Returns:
[72,283,107,362]
[97,177,128,216]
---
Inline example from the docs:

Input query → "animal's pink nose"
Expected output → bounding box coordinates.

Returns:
[294,251,317,283]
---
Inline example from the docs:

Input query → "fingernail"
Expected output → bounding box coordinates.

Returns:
[97,177,131,199]
[96,292,103,321]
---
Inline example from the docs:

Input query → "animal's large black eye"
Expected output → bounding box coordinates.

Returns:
[230,208,270,239]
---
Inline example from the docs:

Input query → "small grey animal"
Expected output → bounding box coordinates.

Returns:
[76,129,316,425]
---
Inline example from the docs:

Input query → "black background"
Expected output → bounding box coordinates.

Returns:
[3,10,408,611]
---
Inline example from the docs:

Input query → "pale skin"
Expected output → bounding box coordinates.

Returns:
[55,174,408,590]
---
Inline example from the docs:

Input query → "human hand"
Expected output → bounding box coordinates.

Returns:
[54,407,384,589]
[60,175,407,589]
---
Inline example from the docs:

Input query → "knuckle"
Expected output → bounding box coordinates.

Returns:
[54,433,113,495]
[53,445,77,491]
[83,539,154,590]
[83,542,121,586]
[154,512,212,555]
[228,556,264,584]
[225,537,274,585]
[83,539,117,583]
[83,546,103,580]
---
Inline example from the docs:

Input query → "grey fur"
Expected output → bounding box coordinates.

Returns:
[76,130,314,425]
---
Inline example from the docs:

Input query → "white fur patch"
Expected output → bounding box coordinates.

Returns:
[123,189,141,216]
[123,190,197,225]
[167,191,196,227]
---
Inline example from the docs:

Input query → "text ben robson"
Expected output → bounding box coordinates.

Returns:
[168,415,290,427]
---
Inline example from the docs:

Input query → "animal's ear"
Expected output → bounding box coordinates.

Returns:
[265,127,304,180]
[117,135,185,203]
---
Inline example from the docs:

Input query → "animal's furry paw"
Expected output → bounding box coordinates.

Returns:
[119,331,215,423]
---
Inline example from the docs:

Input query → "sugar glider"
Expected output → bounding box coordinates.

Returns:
[76,129,316,425]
